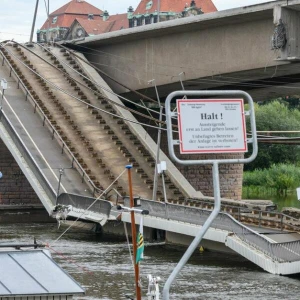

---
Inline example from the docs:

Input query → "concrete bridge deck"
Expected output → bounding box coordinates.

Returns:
[0,46,95,212]
[65,0,300,102]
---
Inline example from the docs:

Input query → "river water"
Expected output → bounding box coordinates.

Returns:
[1,223,300,300]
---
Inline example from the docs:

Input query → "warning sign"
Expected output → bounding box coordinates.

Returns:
[177,99,247,154]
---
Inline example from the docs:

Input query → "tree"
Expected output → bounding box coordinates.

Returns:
[245,101,300,171]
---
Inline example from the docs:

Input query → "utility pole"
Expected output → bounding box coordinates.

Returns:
[157,0,160,22]
[148,80,162,201]
[29,0,39,44]
[46,0,50,43]
[127,165,142,300]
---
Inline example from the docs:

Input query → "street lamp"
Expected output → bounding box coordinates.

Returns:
[56,168,64,199]
[0,78,7,109]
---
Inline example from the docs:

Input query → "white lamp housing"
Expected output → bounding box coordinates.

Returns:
[157,161,167,174]
[1,79,7,90]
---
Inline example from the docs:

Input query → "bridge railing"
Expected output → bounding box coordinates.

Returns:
[0,110,57,205]
[0,46,105,199]
[57,193,112,217]
[185,198,300,231]
[124,198,300,263]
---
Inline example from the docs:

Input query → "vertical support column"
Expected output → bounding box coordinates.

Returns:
[162,162,221,299]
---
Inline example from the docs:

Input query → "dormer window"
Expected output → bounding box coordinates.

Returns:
[146,1,153,10]
[52,16,57,24]
[88,14,94,20]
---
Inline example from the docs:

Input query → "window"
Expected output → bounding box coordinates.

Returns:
[146,1,153,10]
[88,14,94,20]
[52,16,57,24]
[134,19,137,27]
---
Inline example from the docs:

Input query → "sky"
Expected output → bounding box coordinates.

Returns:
[0,0,276,42]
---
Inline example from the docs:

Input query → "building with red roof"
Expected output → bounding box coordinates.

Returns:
[128,0,217,27]
[37,0,103,42]
[66,12,129,40]
[38,0,217,42]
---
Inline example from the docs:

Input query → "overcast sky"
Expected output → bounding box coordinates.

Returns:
[0,0,276,42]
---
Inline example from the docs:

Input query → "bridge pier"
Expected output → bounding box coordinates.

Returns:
[138,122,244,200]
[0,139,40,205]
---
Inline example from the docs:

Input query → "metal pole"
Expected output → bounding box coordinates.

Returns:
[46,0,50,43]
[162,162,221,299]
[56,168,64,199]
[29,0,40,43]
[127,165,142,300]
[150,80,162,201]
[161,171,167,203]
[178,72,185,91]
[1,89,3,110]
[157,0,160,23]
[153,105,163,201]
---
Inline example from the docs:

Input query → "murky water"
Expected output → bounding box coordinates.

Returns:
[1,223,300,299]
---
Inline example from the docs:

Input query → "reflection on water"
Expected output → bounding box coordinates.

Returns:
[243,189,300,211]
[1,224,300,300]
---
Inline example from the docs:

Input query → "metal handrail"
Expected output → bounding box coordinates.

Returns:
[185,197,300,230]
[124,198,300,263]
[57,193,112,217]
[0,46,105,198]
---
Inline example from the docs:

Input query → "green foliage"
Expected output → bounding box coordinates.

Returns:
[243,163,300,195]
[243,169,268,186]
[245,101,300,171]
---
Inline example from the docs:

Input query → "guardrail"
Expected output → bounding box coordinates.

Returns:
[124,198,300,262]
[0,45,104,198]
[185,198,300,231]
[0,110,57,205]
[57,193,112,217]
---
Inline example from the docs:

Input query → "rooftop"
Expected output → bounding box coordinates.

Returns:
[0,250,84,297]
[133,0,217,15]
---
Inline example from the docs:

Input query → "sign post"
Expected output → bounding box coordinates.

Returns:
[162,91,258,300]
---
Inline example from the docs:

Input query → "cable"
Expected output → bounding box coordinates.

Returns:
[58,43,160,104]
[16,41,165,124]
[2,44,172,132]
[36,43,165,118]
[51,168,127,246]
[0,32,30,37]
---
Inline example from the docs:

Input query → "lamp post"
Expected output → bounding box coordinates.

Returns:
[29,0,40,44]
[0,172,2,204]
[0,78,7,109]
[56,168,64,200]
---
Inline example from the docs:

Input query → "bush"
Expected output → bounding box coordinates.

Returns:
[266,164,300,195]
[243,163,300,195]
[243,169,268,187]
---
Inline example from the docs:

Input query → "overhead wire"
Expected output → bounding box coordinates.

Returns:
[1,44,172,132]
[16,41,166,123]
[36,43,165,118]
[4,43,173,131]
[58,43,160,105]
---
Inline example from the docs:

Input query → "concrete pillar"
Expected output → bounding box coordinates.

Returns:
[142,123,243,200]
[274,5,300,59]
